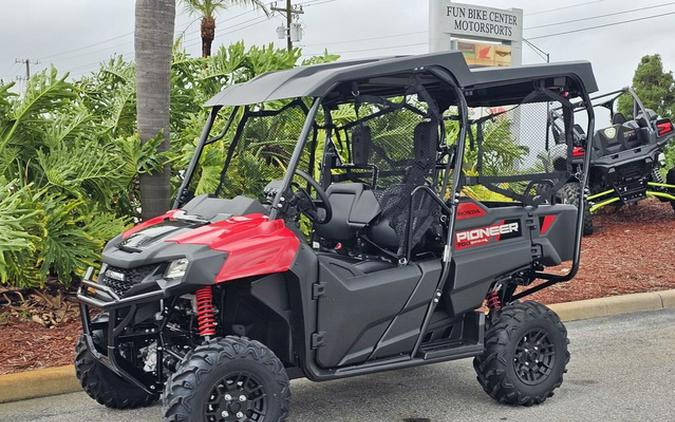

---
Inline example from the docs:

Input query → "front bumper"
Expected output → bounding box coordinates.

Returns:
[78,267,166,310]
[77,267,165,395]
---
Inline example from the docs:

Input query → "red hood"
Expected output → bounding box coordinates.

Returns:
[165,213,301,283]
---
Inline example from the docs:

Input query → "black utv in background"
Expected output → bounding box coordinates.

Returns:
[550,88,675,234]
[74,52,598,421]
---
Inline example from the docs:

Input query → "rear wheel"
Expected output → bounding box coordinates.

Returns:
[163,336,290,422]
[75,320,157,409]
[558,182,593,235]
[473,301,570,406]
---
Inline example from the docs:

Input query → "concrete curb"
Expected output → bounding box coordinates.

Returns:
[1,288,674,404]
[0,365,79,404]
[547,289,675,322]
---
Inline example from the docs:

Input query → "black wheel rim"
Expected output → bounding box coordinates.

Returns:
[513,328,556,385]
[205,372,267,421]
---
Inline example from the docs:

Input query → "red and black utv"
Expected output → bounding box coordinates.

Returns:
[75,52,598,421]
[549,88,675,234]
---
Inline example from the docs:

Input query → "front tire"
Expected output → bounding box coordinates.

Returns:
[163,336,290,422]
[473,301,570,406]
[559,182,593,235]
[75,334,157,409]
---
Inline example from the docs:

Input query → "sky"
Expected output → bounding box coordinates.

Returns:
[1,0,674,94]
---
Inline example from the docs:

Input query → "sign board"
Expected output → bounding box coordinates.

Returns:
[429,1,523,66]
[444,2,522,42]
[457,41,512,67]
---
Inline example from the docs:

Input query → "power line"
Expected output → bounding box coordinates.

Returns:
[37,8,193,62]
[301,30,426,47]
[525,0,608,17]
[526,2,675,30]
[302,0,338,6]
[182,15,269,49]
[38,32,133,61]
[528,10,675,40]
[69,13,272,75]
[304,41,427,56]
[37,5,269,64]
[41,0,334,70]
[522,38,550,63]
[181,0,332,49]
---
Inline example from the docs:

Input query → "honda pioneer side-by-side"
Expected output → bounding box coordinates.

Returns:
[75,52,598,421]
[549,88,675,234]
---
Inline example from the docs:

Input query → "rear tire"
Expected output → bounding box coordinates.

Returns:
[473,301,570,406]
[75,334,157,409]
[558,182,593,235]
[162,336,290,422]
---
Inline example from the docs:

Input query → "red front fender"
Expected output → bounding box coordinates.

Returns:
[166,214,301,283]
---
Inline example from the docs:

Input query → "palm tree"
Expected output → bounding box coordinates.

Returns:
[135,0,176,220]
[182,0,269,57]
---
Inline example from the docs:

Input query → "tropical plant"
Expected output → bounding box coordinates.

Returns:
[0,42,338,290]
[181,0,269,57]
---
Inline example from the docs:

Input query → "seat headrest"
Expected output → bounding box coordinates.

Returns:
[413,121,438,163]
[351,125,371,166]
[612,112,627,125]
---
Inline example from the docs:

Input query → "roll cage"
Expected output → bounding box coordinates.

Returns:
[173,51,598,297]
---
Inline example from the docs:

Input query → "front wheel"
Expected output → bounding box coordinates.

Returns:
[75,334,157,409]
[473,301,570,406]
[163,336,290,422]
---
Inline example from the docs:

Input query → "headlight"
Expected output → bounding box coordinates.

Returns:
[165,258,189,280]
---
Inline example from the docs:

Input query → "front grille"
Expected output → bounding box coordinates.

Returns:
[100,265,157,297]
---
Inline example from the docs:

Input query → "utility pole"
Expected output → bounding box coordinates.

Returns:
[15,58,38,80]
[271,0,304,51]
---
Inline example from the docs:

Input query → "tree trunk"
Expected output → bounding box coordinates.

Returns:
[135,0,175,220]
[201,16,216,58]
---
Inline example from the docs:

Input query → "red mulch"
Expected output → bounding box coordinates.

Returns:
[0,199,672,375]
[0,316,81,375]
[529,199,675,304]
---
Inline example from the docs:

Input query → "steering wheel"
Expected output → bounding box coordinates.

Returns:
[523,179,555,206]
[292,170,333,224]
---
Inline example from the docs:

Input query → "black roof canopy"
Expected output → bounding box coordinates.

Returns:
[205,51,598,107]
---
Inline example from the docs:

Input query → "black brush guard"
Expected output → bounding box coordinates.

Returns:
[78,267,169,396]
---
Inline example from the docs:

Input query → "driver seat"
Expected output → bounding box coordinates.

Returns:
[314,183,380,243]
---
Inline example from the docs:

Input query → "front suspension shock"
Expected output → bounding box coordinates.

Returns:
[195,287,217,337]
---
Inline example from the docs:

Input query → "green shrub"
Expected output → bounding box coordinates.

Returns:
[0,42,338,289]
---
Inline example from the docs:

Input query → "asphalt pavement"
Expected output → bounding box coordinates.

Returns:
[1,309,673,422]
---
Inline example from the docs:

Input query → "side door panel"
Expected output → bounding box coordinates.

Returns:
[368,260,442,360]
[316,255,425,368]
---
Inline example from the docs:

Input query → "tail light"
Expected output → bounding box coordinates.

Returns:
[572,146,585,158]
[656,119,674,137]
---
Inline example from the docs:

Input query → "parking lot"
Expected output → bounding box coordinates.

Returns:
[1,309,673,422]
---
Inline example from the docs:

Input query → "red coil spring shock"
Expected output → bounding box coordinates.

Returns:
[195,287,217,337]
[486,291,502,311]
